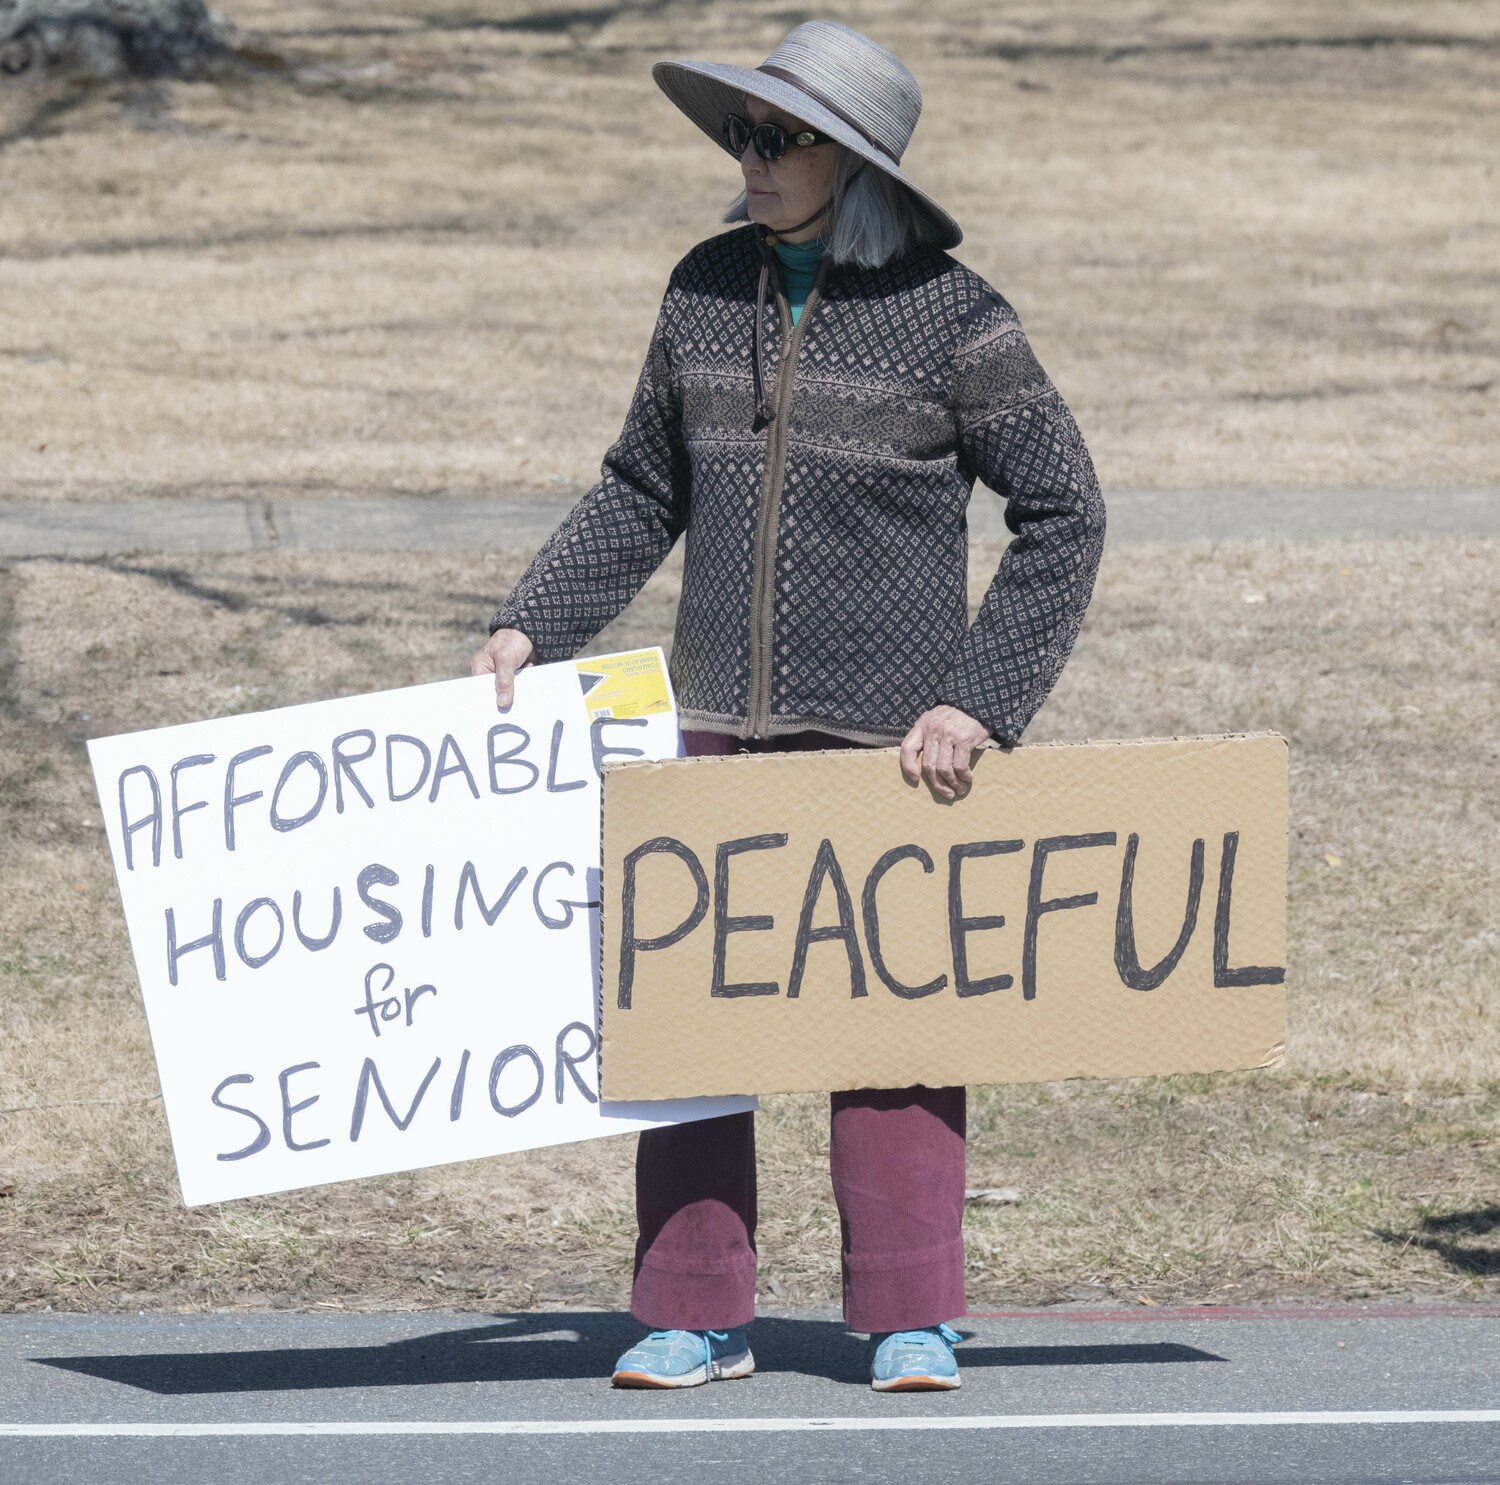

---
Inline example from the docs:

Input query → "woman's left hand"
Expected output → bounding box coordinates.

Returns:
[900,705,991,801]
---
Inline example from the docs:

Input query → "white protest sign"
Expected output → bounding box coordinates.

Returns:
[87,648,754,1206]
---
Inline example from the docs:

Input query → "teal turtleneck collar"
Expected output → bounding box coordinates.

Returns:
[773,235,828,325]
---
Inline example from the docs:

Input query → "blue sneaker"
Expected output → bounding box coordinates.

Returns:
[611,1327,754,1389]
[869,1323,963,1392]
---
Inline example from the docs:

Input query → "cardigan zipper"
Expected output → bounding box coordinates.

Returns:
[746,255,829,738]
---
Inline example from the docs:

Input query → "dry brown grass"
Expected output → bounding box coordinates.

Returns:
[2,535,1498,1313]
[2,0,1497,1316]
[2,0,1497,501]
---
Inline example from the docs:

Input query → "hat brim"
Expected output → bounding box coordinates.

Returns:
[652,59,962,250]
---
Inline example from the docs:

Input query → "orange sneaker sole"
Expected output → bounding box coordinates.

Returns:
[872,1374,961,1392]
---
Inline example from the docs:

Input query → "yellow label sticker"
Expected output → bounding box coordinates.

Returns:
[575,649,673,723]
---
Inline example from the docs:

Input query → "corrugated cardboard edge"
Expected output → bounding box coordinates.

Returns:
[598,731,1290,1091]
[599,731,1288,779]
[590,646,676,1094]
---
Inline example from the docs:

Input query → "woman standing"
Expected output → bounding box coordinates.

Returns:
[474,21,1105,1392]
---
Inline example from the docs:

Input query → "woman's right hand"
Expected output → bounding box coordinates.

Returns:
[471,627,537,709]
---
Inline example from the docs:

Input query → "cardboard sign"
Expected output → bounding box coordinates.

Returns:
[87,650,753,1207]
[600,735,1287,1100]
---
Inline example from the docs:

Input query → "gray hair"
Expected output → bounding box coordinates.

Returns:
[722,143,946,269]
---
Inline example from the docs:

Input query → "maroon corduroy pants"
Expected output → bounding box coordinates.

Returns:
[629,729,968,1335]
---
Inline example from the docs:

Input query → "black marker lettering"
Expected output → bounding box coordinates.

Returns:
[489,1045,544,1117]
[357,863,403,944]
[170,754,214,861]
[211,1074,271,1161]
[385,734,431,803]
[949,840,1025,998]
[349,1056,442,1141]
[233,896,284,969]
[555,1021,599,1105]
[487,723,538,795]
[223,745,272,852]
[1115,833,1205,992]
[332,729,376,812]
[279,1061,330,1152]
[713,834,787,998]
[863,845,947,999]
[787,838,866,999]
[166,899,225,985]
[1213,831,1286,987]
[618,837,710,1009]
[118,764,162,871]
[269,750,328,832]
[454,861,527,930]
[1023,833,1117,1000]
[292,886,341,952]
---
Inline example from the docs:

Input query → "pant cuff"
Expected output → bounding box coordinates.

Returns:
[630,1254,758,1331]
[842,1238,968,1334]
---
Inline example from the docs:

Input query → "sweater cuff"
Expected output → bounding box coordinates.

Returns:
[488,605,556,661]
[935,680,1018,749]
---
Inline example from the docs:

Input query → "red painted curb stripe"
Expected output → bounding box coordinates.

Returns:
[964,1305,1500,1322]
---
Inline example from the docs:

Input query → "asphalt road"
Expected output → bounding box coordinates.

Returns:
[1,487,1497,558]
[2,1304,1498,1484]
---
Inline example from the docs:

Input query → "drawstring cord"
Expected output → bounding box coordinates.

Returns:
[751,198,831,433]
[750,240,775,433]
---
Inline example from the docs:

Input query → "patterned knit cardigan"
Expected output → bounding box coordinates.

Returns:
[491,224,1105,747]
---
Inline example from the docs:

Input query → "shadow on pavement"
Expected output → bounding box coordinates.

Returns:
[955,1343,1223,1369]
[31,1313,1225,1395]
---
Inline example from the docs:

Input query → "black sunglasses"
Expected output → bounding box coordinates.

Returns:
[721,113,834,161]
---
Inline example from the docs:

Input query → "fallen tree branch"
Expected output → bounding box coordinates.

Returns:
[0,1093,163,1115]
[1,0,237,81]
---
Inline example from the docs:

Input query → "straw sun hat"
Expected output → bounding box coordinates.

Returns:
[653,20,962,250]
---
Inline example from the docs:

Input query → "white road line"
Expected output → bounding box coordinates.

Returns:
[2,1412,1499,1437]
